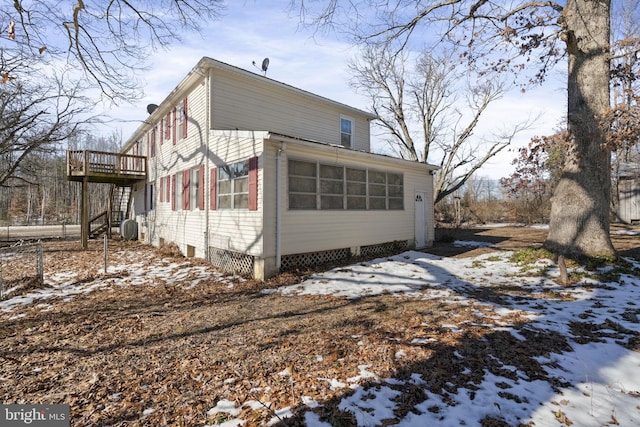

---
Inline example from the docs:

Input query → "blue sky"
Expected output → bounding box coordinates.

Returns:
[101,1,566,181]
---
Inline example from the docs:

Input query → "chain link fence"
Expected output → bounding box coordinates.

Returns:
[0,241,44,300]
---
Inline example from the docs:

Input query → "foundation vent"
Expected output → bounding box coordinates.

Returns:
[360,240,408,258]
[208,247,254,276]
[281,247,351,271]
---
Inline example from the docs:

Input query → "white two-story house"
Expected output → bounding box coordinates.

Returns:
[122,57,437,279]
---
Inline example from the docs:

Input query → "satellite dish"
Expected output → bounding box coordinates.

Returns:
[252,58,270,76]
[146,104,158,114]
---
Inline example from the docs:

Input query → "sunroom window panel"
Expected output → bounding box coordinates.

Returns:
[321,195,344,210]
[369,171,386,184]
[289,177,316,193]
[388,173,403,185]
[346,168,366,182]
[389,198,404,210]
[369,184,387,197]
[290,194,317,209]
[347,196,366,210]
[320,164,343,179]
[369,197,386,210]
[347,182,366,195]
[320,179,343,195]
[389,185,403,198]
[289,160,316,177]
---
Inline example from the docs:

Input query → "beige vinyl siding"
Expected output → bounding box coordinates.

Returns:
[133,78,210,257]
[210,69,371,151]
[207,130,265,257]
[263,140,434,258]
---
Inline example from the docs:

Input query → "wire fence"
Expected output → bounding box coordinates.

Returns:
[0,241,44,301]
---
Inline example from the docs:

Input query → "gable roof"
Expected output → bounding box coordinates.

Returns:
[200,57,377,120]
[123,57,376,151]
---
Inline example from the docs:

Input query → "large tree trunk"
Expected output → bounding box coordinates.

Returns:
[545,0,616,258]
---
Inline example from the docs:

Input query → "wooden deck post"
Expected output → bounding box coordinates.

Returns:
[81,177,89,250]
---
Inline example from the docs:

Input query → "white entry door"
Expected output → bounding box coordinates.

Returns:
[415,191,427,248]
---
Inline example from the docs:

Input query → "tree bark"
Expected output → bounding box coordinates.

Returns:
[545,0,616,258]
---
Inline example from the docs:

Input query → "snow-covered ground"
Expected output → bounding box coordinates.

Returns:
[263,248,640,427]
[2,241,639,426]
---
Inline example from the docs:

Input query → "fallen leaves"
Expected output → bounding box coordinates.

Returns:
[1,238,638,426]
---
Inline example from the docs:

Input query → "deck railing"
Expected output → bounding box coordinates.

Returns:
[67,150,147,180]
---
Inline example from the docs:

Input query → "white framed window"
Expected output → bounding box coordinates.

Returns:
[340,116,353,147]
[178,104,185,140]
[191,167,200,210]
[218,160,249,209]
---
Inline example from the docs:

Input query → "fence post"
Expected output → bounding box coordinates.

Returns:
[103,234,108,274]
[37,241,43,285]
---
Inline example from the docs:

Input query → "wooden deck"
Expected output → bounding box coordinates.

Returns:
[67,150,147,184]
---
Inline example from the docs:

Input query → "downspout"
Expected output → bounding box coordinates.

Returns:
[204,69,211,259]
[276,142,286,269]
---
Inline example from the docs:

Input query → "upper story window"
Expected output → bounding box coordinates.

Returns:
[340,117,353,148]
[177,98,188,140]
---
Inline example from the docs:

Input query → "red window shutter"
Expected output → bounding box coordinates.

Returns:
[172,107,177,145]
[183,169,190,210]
[182,98,188,139]
[210,168,217,210]
[166,175,171,203]
[159,177,164,203]
[160,120,164,144]
[248,156,258,211]
[198,164,204,209]
[171,174,177,211]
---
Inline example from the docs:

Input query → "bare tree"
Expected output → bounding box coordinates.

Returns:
[0,0,225,213]
[0,53,87,188]
[3,0,225,102]
[292,0,617,258]
[350,45,533,203]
